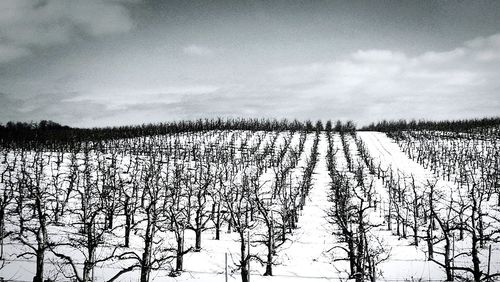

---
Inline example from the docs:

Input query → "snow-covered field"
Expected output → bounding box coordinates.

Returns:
[0,130,498,281]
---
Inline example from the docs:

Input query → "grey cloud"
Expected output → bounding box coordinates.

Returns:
[0,45,30,63]
[0,92,116,125]
[63,85,220,110]
[62,89,317,127]
[0,93,24,120]
[0,0,135,63]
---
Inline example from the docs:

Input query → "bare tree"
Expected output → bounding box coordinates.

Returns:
[222,169,255,282]
[0,150,16,259]
[14,151,53,282]
[187,157,216,252]
[50,146,118,282]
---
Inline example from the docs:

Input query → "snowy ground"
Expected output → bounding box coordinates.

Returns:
[356,132,444,281]
[1,131,498,281]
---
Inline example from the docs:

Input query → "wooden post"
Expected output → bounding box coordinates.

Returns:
[92,222,96,282]
[248,230,250,282]
[452,233,455,280]
[271,210,274,253]
[225,252,228,282]
[487,244,492,280]
[380,200,383,217]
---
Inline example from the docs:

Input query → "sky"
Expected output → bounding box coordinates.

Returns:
[0,0,499,127]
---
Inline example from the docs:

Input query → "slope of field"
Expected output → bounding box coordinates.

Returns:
[357,132,444,281]
[1,130,499,281]
[358,131,500,281]
[271,132,338,281]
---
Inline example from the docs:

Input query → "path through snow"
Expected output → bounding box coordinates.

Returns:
[273,133,340,281]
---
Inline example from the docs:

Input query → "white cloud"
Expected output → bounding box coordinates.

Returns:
[417,48,466,64]
[0,0,135,63]
[268,33,500,122]
[64,85,220,110]
[182,44,214,56]
[351,50,407,63]
[464,34,500,61]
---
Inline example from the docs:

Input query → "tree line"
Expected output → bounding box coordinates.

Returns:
[360,117,500,133]
[0,118,342,150]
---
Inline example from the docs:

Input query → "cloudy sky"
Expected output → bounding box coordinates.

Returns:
[0,0,499,127]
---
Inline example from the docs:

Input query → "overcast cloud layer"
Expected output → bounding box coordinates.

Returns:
[0,0,499,127]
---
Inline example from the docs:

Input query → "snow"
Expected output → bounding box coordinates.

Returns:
[0,130,498,281]
[270,132,339,281]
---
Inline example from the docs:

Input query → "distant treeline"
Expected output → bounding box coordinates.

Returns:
[360,117,500,132]
[0,118,356,149]
[4,116,497,149]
